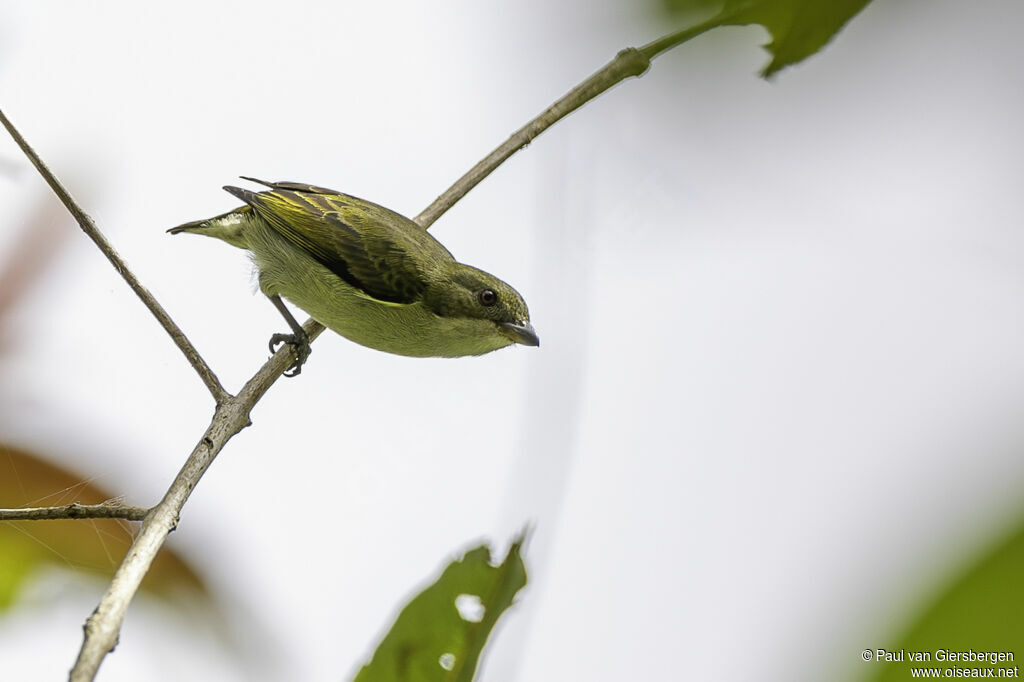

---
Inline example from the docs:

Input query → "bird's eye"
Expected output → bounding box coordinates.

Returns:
[478,289,498,306]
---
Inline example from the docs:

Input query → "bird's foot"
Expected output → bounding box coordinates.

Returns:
[269,330,311,377]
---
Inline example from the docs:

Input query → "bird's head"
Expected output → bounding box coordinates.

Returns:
[422,263,539,353]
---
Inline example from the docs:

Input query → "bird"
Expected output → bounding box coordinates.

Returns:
[168,178,538,375]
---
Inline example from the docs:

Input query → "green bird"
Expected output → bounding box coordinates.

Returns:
[169,178,538,375]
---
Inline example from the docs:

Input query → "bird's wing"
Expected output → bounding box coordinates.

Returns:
[239,177,343,195]
[223,180,451,304]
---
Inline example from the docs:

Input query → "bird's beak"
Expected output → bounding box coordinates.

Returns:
[500,321,540,347]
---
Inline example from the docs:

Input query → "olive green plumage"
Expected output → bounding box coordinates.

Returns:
[169,178,538,363]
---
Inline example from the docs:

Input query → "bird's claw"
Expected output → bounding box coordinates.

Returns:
[269,330,311,377]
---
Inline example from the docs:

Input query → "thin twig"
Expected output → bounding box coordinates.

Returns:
[0,503,149,522]
[0,109,230,405]
[413,18,718,229]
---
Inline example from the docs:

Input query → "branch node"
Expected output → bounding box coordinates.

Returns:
[615,47,652,78]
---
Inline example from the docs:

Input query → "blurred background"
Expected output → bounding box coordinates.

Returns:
[1,0,1023,679]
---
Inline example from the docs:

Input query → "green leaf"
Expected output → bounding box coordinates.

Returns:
[354,531,529,682]
[863,515,1024,681]
[663,0,875,77]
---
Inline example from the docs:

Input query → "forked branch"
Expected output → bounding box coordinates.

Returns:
[2,17,717,682]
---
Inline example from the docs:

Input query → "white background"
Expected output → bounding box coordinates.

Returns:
[1,0,1023,680]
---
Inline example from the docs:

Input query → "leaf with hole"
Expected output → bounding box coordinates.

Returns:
[353,531,528,682]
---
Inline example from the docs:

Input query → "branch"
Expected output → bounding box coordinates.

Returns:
[4,16,719,682]
[0,502,149,522]
[0,110,230,405]
[68,319,322,682]
[413,19,718,229]
[0,110,325,680]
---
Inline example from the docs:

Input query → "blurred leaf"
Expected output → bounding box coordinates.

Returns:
[661,0,875,77]
[0,444,209,611]
[867,516,1024,681]
[354,531,529,682]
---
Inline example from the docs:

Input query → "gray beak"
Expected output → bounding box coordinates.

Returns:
[500,321,540,347]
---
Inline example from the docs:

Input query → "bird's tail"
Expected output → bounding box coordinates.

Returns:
[166,205,255,249]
